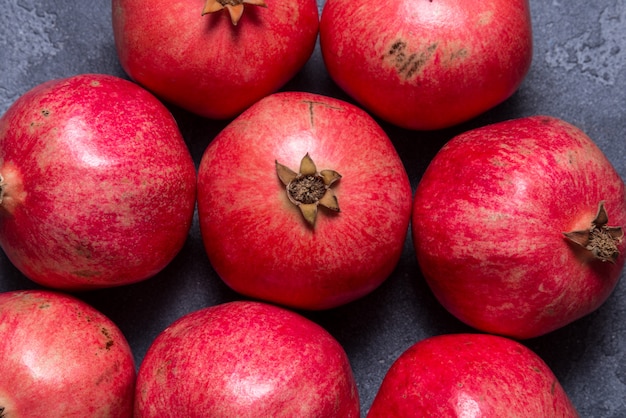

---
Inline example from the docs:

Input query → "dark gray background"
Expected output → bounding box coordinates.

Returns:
[1,0,625,416]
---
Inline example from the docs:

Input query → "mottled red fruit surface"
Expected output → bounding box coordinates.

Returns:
[367,333,579,417]
[320,0,532,130]
[412,116,626,339]
[135,300,360,417]
[112,0,319,119]
[0,74,196,290]
[0,290,136,417]
[197,91,412,310]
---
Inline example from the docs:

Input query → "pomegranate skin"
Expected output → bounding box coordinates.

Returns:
[412,115,626,339]
[135,301,360,417]
[112,0,319,119]
[319,0,532,130]
[367,334,579,417]
[197,91,412,310]
[0,74,197,290]
[0,290,136,417]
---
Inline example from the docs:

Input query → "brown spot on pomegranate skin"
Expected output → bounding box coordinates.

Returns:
[301,99,343,127]
[382,39,438,80]
[477,10,494,26]
[101,326,115,350]
[72,269,102,278]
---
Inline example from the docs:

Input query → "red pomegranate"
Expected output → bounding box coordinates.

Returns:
[0,74,197,290]
[368,333,579,417]
[0,290,136,417]
[319,0,533,130]
[112,0,319,119]
[412,115,626,339]
[197,91,412,310]
[135,301,360,417]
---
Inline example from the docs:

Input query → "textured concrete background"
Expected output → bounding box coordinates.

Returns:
[1,0,625,416]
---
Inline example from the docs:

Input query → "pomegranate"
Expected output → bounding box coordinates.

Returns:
[0,73,197,290]
[112,0,319,119]
[0,289,136,417]
[197,91,412,310]
[412,115,626,339]
[134,300,360,417]
[367,333,579,417]
[319,0,533,130]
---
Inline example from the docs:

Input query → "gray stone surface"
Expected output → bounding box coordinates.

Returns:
[1,0,625,416]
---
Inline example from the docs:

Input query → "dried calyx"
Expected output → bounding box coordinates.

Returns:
[202,0,267,25]
[563,201,624,263]
[276,153,341,227]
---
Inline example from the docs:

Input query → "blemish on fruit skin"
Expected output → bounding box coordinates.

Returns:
[382,39,438,80]
[450,47,467,58]
[73,269,101,278]
[477,10,494,26]
[101,326,114,350]
[301,100,342,127]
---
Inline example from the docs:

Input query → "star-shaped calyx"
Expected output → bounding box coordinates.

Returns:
[563,201,624,263]
[202,0,267,25]
[276,153,341,227]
